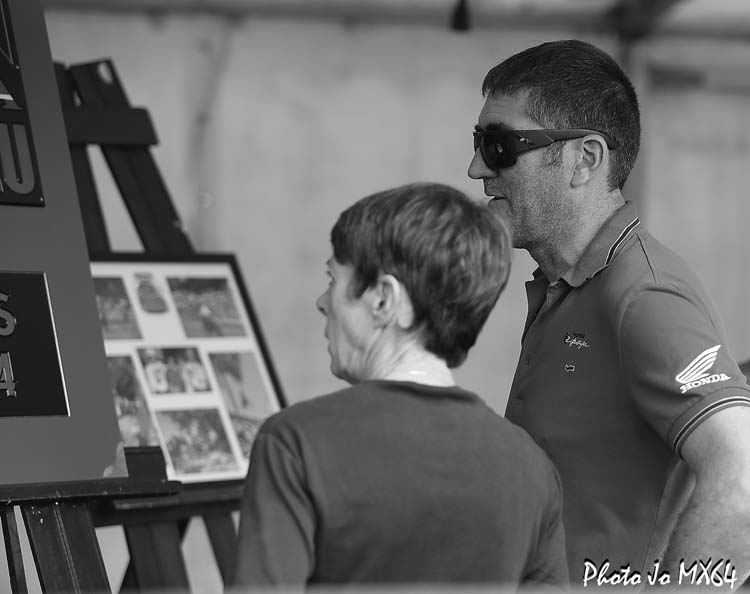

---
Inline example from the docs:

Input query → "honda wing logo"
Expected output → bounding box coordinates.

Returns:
[676,344,730,394]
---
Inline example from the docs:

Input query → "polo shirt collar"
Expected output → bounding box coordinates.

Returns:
[558,201,641,288]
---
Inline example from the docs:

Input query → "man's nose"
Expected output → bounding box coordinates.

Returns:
[468,149,496,180]
[315,294,326,315]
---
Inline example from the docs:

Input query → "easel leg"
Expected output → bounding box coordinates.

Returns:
[1,505,28,594]
[204,513,237,585]
[21,501,111,593]
[121,521,190,591]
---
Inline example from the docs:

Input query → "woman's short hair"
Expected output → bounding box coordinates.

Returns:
[331,182,512,368]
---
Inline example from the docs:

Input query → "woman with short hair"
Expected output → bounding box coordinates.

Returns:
[234,182,568,589]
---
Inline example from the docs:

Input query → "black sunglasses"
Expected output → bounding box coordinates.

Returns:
[473,128,619,170]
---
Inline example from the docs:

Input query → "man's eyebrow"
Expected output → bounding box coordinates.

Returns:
[474,122,510,132]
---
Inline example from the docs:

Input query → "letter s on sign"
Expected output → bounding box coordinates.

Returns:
[0,293,16,337]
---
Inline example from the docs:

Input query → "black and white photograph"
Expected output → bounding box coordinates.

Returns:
[209,351,273,459]
[34,0,750,589]
[135,272,169,314]
[228,414,264,461]
[137,347,211,395]
[154,408,239,476]
[93,277,141,339]
[106,355,159,447]
[167,277,246,338]
[209,351,276,419]
[14,0,750,589]
[92,255,285,486]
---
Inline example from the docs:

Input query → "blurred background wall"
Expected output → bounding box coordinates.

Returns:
[44,12,574,418]
[7,2,748,591]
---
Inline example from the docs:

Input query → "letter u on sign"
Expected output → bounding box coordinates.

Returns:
[0,122,35,194]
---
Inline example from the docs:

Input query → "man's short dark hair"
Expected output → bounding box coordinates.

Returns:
[739,359,750,383]
[331,182,512,368]
[482,39,640,191]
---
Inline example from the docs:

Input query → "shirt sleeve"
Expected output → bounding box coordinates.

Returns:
[619,284,750,455]
[233,429,316,587]
[524,460,570,589]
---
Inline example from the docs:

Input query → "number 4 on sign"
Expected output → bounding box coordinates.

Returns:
[0,352,16,397]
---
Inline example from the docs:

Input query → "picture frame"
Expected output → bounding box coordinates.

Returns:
[91,252,286,484]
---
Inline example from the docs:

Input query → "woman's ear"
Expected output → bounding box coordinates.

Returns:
[369,274,413,329]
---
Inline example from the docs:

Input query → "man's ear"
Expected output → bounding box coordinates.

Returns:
[571,135,607,188]
[369,274,414,329]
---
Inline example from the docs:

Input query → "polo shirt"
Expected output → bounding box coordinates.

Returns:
[505,200,750,585]
[234,380,568,587]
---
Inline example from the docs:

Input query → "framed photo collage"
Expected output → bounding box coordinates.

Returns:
[91,253,285,484]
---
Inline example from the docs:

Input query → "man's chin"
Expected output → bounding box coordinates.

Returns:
[488,197,510,215]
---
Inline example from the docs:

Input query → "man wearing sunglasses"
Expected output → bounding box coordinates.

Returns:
[469,39,750,588]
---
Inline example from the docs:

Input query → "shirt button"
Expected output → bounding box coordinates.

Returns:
[525,354,531,366]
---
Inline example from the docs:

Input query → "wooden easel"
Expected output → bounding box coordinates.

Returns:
[0,0,185,588]
[0,460,179,593]
[56,58,244,591]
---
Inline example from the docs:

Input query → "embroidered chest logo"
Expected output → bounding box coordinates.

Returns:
[675,344,730,394]
[564,332,590,350]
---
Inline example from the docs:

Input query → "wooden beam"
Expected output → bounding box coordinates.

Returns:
[40,0,605,31]
[41,0,750,41]
[606,0,686,41]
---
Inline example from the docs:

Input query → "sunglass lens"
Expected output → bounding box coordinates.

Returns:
[474,130,519,169]
[483,133,501,169]
[474,131,495,168]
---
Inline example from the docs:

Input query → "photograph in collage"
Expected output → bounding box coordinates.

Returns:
[167,277,246,338]
[155,408,239,476]
[137,347,211,395]
[92,255,286,484]
[93,277,142,339]
[107,355,159,447]
[209,351,272,459]
[135,272,169,314]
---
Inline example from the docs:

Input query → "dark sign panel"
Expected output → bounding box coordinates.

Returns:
[0,271,67,416]
[0,0,121,486]
[0,0,43,207]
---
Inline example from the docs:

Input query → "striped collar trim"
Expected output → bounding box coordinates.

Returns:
[605,216,640,267]
[561,201,641,288]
